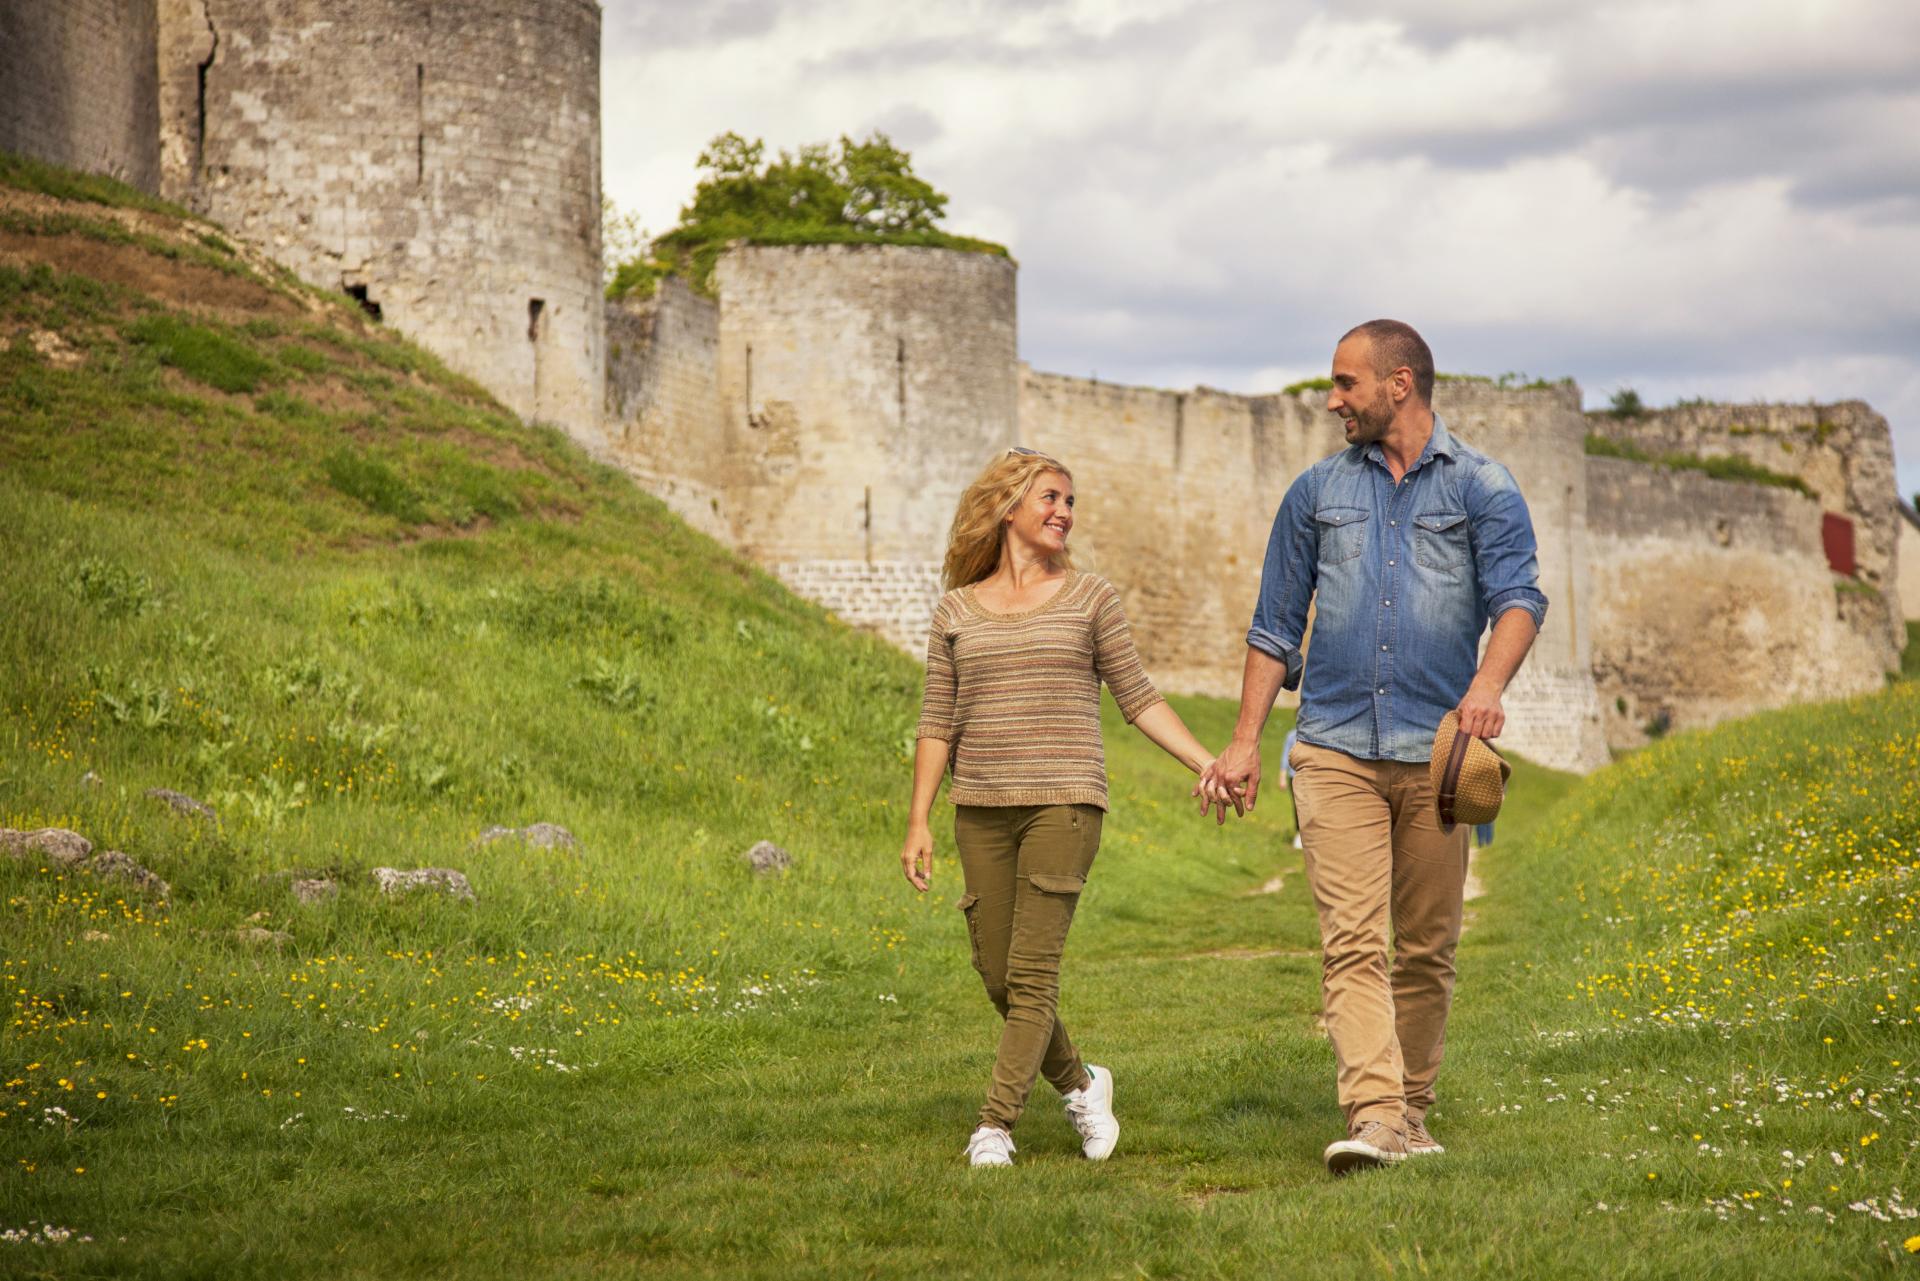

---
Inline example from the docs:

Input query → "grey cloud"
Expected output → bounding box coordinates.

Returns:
[602,0,781,51]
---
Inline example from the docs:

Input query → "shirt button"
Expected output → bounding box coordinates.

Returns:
[1388,559,1396,566]
[1383,599,1392,606]
[1380,644,1388,651]
[1390,520,1398,527]
[1377,687,1386,695]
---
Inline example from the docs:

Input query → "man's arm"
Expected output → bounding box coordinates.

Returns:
[1195,472,1318,820]
[1455,608,1537,739]
[1195,646,1289,819]
[1458,461,1549,739]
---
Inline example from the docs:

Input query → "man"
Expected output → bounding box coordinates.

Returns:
[1198,319,1546,1175]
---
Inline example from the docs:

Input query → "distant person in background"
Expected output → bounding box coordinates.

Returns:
[1198,320,1546,1174]
[900,447,1228,1168]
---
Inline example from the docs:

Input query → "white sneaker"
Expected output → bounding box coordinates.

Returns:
[1063,1064,1120,1160]
[965,1125,1015,1167]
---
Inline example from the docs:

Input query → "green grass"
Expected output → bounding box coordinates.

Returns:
[0,149,193,219]
[1584,433,1817,498]
[3,169,1917,1278]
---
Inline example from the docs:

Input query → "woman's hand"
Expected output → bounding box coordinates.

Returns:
[900,821,933,892]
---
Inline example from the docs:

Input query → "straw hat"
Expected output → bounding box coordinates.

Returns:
[1430,709,1511,831]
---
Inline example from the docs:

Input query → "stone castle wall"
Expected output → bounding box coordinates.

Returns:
[1900,500,1920,624]
[706,245,1018,640]
[1586,456,1888,749]
[0,1,161,192]
[1586,401,1903,655]
[1018,373,1608,771]
[605,278,729,543]
[157,0,603,433]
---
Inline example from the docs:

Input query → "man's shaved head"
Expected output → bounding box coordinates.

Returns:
[1340,319,1434,404]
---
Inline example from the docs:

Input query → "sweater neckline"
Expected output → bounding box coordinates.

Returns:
[962,569,1080,622]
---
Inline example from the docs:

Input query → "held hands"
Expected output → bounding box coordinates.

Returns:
[1193,738,1262,825]
[1455,680,1506,740]
[899,821,933,892]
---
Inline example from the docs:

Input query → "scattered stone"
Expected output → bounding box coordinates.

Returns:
[146,787,216,821]
[234,927,292,948]
[29,328,84,369]
[743,840,792,875]
[0,827,94,866]
[371,866,476,903]
[80,770,103,787]
[292,877,339,903]
[87,850,171,900]
[476,822,578,851]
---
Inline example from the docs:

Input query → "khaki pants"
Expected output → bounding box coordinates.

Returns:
[1290,740,1470,1128]
[954,803,1101,1132]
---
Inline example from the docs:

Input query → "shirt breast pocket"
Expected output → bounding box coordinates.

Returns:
[1314,506,1369,566]
[1413,510,1468,571]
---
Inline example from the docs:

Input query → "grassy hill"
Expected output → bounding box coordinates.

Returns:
[3,154,1917,1277]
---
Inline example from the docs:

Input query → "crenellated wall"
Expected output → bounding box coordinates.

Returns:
[0,1,160,192]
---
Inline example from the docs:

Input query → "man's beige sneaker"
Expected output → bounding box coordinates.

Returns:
[1406,1115,1445,1156]
[1323,1119,1409,1175]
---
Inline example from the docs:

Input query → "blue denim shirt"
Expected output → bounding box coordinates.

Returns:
[1247,415,1549,764]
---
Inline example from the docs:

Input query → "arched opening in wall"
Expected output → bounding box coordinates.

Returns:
[344,283,382,322]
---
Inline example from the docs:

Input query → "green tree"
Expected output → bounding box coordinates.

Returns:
[1608,387,1645,419]
[608,131,1002,300]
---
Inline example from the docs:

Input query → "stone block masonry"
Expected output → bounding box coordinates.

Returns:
[0,1,160,191]
[605,279,729,542]
[771,561,946,656]
[1586,456,1888,750]
[1586,400,1903,656]
[157,0,604,434]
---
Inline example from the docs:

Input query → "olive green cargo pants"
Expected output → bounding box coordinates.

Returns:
[954,803,1102,1132]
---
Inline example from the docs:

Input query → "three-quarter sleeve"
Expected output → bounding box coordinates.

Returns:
[915,596,957,741]
[1090,581,1164,723]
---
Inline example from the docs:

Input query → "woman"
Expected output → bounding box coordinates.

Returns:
[900,446,1221,1167]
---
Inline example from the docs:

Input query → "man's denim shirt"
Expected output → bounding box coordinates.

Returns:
[1247,415,1549,764]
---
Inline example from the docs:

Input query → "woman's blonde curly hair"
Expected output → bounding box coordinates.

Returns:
[942,448,1075,591]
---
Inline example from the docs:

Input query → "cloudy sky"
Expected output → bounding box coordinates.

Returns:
[602,0,1920,498]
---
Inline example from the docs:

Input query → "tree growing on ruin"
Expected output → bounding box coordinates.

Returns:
[606,131,1005,300]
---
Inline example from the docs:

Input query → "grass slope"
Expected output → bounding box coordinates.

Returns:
[3,159,1917,1277]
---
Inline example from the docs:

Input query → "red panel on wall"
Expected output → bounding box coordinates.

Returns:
[1822,513,1856,576]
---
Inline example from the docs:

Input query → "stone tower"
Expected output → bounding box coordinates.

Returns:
[155,0,603,430]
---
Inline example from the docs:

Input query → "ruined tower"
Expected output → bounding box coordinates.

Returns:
[155,0,603,429]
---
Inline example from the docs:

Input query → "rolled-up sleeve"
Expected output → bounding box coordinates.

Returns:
[1246,470,1318,662]
[915,597,957,741]
[1467,462,1549,629]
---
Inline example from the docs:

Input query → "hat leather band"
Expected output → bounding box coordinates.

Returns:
[1438,727,1470,831]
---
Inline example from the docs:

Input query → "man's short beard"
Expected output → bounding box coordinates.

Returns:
[1346,388,1394,441]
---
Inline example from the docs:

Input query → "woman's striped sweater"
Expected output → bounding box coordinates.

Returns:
[915,570,1163,810]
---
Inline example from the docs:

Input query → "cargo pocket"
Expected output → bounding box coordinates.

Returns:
[1028,872,1085,897]
[955,892,984,974]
